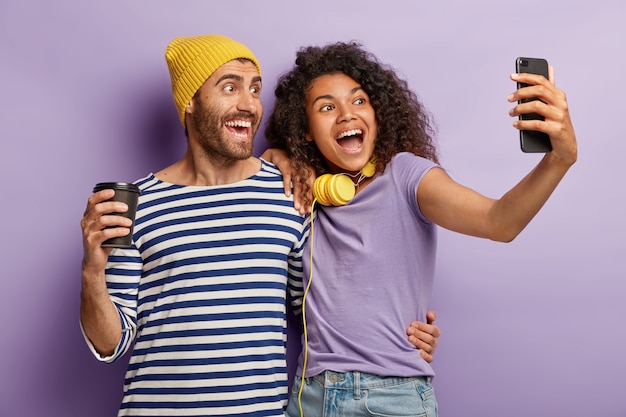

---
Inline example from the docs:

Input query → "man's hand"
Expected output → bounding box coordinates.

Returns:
[406,310,440,363]
[81,189,132,274]
[80,189,130,356]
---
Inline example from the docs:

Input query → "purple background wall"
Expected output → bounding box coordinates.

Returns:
[1,1,624,416]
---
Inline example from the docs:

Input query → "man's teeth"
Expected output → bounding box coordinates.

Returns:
[337,129,362,139]
[225,120,252,128]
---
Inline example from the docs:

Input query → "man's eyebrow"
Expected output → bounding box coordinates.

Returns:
[214,73,242,86]
[312,86,363,105]
[214,74,262,86]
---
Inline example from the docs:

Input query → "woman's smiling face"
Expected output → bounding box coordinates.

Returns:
[305,72,378,175]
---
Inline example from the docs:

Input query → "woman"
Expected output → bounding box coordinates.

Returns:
[264,41,577,417]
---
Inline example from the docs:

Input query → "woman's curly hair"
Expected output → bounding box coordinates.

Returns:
[265,41,439,203]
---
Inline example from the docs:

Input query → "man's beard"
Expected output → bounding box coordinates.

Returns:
[190,99,259,164]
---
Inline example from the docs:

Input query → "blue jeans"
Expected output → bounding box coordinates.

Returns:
[285,371,438,417]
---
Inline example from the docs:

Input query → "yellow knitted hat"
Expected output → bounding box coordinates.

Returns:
[165,34,261,127]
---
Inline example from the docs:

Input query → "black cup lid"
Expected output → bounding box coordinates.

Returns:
[93,182,140,194]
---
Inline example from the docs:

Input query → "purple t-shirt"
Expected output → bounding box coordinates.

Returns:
[300,152,439,378]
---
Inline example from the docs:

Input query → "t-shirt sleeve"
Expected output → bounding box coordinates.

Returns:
[390,152,440,223]
[287,215,310,317]
[81,247,142,363]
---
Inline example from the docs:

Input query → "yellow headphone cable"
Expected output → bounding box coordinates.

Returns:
[297,198,317,417]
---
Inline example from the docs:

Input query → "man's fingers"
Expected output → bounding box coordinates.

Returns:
[282,174,292,197]
[426,310,437,324]
[408,320,441,339]
[407,327,438,352]
[419,349,434,364]
[409,335,432,353]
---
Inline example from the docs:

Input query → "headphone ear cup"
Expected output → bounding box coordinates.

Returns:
[313,174,355,206]
[313,174,332,206]
[328,175,355,206]
[361,158,376,178]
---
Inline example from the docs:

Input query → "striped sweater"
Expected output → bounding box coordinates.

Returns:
[83,160,307,416]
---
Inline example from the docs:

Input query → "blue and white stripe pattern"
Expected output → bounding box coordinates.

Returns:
[87,160,307,416]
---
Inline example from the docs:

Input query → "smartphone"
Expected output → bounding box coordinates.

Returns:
[515,57,552,153]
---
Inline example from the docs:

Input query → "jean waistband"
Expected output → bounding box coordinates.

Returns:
[310,370,431,391]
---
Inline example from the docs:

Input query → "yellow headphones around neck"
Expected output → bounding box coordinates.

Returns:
[313,158,377,206]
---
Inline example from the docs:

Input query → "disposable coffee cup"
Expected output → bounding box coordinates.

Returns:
[92,182,140,248]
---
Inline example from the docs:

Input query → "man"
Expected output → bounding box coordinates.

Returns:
[79,34,439,416]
